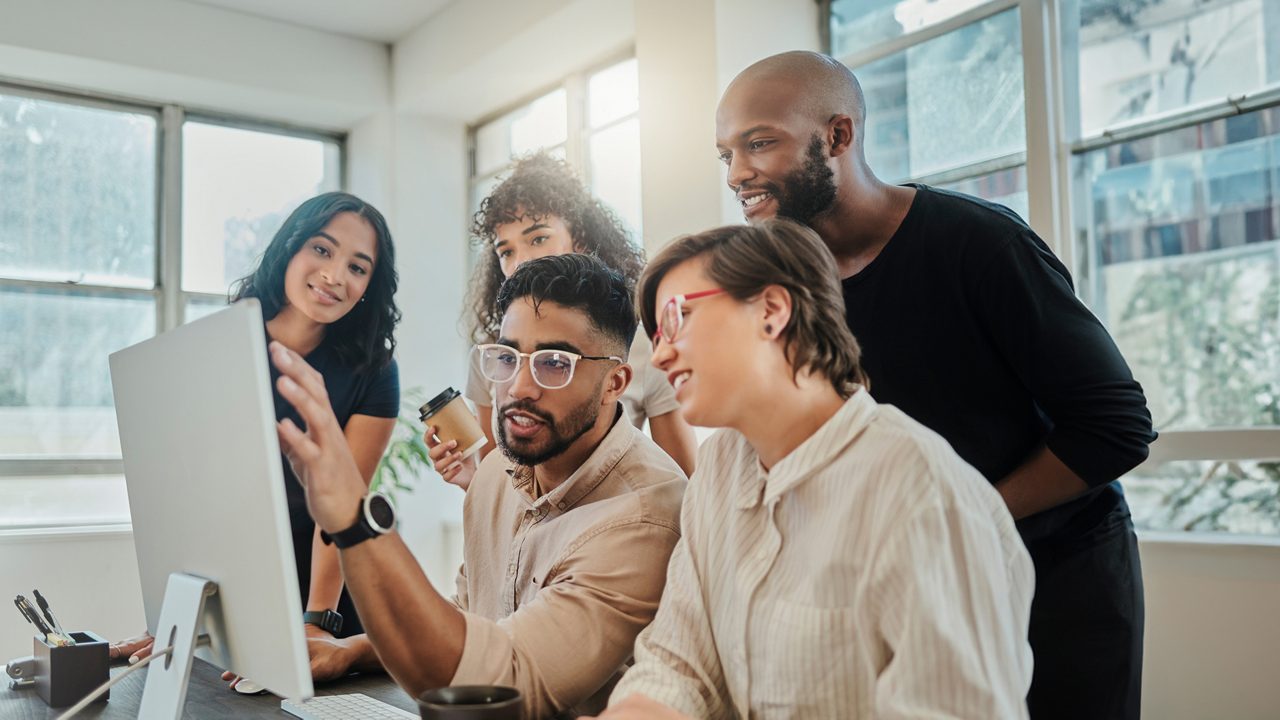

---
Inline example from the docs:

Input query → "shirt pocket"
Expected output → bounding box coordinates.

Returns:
[749,599,866,717]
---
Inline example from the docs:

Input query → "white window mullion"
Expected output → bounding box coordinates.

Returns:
[158,104,184,333]
[565,72,589,179]
[1020,0,1073,266]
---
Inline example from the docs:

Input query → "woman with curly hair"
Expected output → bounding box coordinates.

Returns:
[429,152,697,490]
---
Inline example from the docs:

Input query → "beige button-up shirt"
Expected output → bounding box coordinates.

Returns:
[611,390,1034,719]
[450,407,687,718]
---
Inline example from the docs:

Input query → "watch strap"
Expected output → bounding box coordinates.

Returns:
[302,609,343,635]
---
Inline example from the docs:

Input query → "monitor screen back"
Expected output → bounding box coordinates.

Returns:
[110,299,312,700]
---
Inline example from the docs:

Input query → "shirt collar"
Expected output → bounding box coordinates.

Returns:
[735,388,878,510]
[505,404,636,515]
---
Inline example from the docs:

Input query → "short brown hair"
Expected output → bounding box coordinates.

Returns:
[638,219,867,395]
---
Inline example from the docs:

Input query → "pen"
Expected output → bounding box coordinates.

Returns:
[14,595,52,637]
[32,590,67,638]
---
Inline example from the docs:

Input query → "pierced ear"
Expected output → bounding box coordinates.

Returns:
[828,115,855,158]
[760,285,792,338]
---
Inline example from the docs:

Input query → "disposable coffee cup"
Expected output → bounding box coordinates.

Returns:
[417,686,522,720]
[420,387,487,459]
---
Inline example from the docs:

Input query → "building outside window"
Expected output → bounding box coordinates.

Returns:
[828,0,1280,536]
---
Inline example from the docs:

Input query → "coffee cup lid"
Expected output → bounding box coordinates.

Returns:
[420,387,461,419]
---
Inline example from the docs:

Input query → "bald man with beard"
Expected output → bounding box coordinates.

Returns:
[656,51,1149,720]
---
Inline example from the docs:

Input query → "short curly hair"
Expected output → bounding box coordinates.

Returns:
[466,152,646,343]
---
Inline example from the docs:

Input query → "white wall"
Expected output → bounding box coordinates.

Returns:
[1139,536,1280,720]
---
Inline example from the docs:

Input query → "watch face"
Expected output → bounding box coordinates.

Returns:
[366,493,395,532]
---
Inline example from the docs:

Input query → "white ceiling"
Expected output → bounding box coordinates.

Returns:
[182,0,454,43]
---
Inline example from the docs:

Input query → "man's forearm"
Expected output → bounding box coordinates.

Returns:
[338,533,467,696]
[995,446,1090,520]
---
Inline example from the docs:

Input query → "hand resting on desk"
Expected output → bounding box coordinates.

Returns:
[108,632,154,664]
[220,625,370,687]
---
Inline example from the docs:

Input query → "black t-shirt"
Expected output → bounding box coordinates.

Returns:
[268,331,400,637]
[842,185,1156,543]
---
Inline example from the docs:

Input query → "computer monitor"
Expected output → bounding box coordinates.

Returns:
[110,299,313,717]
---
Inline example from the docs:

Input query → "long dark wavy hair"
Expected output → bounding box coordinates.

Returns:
[467,152,646,343]
[230,192,400,372]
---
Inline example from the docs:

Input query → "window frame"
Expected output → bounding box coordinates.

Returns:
[0,80,346,525]
[465,49,638,231]
[824,0,1280,532]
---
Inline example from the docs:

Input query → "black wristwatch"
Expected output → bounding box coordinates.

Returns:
[320,492,396,549]
[302,609,343,635]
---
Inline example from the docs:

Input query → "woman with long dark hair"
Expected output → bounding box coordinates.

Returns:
[230,191,401,644]
[110,192,401,666]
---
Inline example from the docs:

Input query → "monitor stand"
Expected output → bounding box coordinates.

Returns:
[137,572,218,720]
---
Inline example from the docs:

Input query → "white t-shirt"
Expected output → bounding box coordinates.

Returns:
[466,326,682,430]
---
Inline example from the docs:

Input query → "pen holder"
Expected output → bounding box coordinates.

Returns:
[33,630,109,708]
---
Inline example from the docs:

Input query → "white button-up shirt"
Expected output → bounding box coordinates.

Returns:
[611,389,1034,719]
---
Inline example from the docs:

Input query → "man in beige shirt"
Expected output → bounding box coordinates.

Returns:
[271,253,686,718]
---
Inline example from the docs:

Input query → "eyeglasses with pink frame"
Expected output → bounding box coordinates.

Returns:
[652,288,726,346]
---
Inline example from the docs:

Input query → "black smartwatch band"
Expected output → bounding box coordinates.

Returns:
[320,492,395,549]
[302,609,343,635]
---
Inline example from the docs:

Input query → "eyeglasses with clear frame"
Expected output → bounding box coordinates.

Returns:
[652,289,726,346]
[475,343,623,390]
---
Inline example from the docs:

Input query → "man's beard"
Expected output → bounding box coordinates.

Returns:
[772,134,837,225]
[495,390,603,467]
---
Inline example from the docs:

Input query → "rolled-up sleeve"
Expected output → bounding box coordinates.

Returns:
[973,234,1156,486]
[450,520,680,719]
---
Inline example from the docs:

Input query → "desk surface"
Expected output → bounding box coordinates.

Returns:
[1,657,417,719]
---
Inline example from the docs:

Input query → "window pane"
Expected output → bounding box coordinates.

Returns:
[0,288,154,457]
[1077,0,1280,135]
[938,165,1029,222]
[589,117,643,241]
[589,59,639,129]
[184,295,228,324]
[1125,459,1280,536]
[182,122,341,296]
[831,0,996,57]
[0,475,131,530]
[474,89,568,177]
[856,9,1025,182]
[0,92,156,287]
[1077,108,1280,431]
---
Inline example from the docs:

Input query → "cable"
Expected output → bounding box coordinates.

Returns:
[56,644,174,720]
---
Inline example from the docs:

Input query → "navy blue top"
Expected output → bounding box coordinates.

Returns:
[842,185,1156,543]
[268,330,400,637]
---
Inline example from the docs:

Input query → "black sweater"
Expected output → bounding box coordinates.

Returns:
[842,185,1156,543]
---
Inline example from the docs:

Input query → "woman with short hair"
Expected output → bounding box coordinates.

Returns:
[599,219,1035,720]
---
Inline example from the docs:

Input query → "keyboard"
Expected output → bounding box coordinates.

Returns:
[281,693,419,719]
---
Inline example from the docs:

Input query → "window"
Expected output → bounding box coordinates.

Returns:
[0,84,343,531]
[831,0,1028,220]
[828,0,1280,536]
[468,57,643,240]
